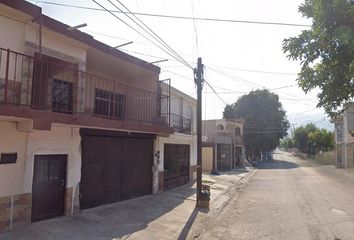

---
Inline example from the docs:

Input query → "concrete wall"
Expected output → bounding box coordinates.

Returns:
[202,147,213,172]
[0,122,81,197]
[0,122,27,197]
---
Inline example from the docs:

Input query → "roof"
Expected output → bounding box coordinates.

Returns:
[0,0,160,73]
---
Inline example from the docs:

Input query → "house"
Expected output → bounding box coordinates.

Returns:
[202,119,245,172]
[333,102,354,168]
[156,82,197,191]
[0,0,174,232]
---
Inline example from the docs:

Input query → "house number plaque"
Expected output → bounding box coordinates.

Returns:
[0,153,17,164]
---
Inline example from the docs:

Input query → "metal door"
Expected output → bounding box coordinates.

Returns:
[120,138,153,200]
[32,155,67,222]
[80,136,122,209]
[163,144,190,190]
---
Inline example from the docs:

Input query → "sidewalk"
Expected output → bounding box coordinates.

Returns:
[0,169,252,240]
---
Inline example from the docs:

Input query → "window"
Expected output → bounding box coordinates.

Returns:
[235,127,241,136]
[94,89,125,119]
[52,79,73,113]
[217,124,224,130]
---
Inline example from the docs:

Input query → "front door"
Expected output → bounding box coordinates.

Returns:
[32,155,67,222]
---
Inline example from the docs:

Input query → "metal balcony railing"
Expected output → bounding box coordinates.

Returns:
[0,48,169,126]
[162,113,192,134]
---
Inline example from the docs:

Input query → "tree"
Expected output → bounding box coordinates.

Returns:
[282,0,354,116]
[223,89,290,156]
[293,123,334,154]
[308,129,335,153]
[293,123,318,153]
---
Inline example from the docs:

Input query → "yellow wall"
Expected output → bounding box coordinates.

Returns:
[202,147,213,172]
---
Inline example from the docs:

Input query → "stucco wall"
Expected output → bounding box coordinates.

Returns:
[0,122,27,197]
[0,122,81,197]
[202,147,213,172]
[157,133,197,172]
[23,125,81,193]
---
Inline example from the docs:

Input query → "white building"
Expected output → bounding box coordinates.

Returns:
[156,82,197,190]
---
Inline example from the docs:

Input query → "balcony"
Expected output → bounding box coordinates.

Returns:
[0,48,170,132]
[163,113,192,134]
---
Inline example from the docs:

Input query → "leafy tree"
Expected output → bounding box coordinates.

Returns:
[223,89,290,156]
[283,0,354,116]
[308,129,335,153]
[293,123,334,154]
[279,138,295,150]
[293,123,318,153]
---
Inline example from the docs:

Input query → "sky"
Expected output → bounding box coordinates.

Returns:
[28,0,333,130]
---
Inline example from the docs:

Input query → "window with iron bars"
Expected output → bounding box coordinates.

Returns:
[94,88,125,119]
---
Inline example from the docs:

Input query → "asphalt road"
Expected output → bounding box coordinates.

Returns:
[199,151,354,240]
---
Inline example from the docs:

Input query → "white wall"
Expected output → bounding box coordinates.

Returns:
[0,121,82,198]
[157,133,197,171]
[23,125,81,193]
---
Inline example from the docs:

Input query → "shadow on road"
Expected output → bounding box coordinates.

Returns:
[256,160,299,169]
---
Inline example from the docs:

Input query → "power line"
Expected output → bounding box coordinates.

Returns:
[206,64,298,76]
[32,1,311,27]
[190,0,199,57]
[111,0,194,69]
[91,0,193,70]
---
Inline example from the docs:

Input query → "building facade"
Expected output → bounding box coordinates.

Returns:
[0,1,173,232]
[156,83,197,191]
[202,119,245,172]
[333,102,354,168]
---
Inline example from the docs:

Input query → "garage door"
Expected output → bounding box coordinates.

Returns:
[164,144,190,190]
[80,129,153,209]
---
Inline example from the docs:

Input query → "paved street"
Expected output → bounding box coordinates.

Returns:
[198,151,354,240]
[0,170,249,240]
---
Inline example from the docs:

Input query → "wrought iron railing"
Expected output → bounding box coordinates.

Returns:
[0,48,169,126]
[162,113,192,134]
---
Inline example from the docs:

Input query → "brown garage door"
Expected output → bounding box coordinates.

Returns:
[80,129,153,209]
[32,155,67,222]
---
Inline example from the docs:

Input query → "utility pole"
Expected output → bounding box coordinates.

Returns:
[194,57,204,206]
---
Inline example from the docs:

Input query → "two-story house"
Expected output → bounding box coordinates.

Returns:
[333,102,354,168]
[156,82,197,191]
[202,119,245,172]
[0,0,173,232]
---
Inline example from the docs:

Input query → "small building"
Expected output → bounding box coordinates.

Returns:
[156,83,197,191]
[202,119,245,172]
[333,102,354,168]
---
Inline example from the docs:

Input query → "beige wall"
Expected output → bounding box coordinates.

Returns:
[23,125,81,193]
[202,147,213,172]
[0,121,27,197]
[0,122,82,199]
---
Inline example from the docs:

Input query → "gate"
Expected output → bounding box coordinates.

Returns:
[32,155,67,222]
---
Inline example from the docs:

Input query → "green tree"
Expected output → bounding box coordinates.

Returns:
[293,123,318,153]
[282,0,354,116]
[293,123,334,154]
[223,89,290,156]
[308,129,335,153]
[280,138,294,150]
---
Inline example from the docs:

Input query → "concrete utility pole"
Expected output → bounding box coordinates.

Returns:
[194,57,204,206]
